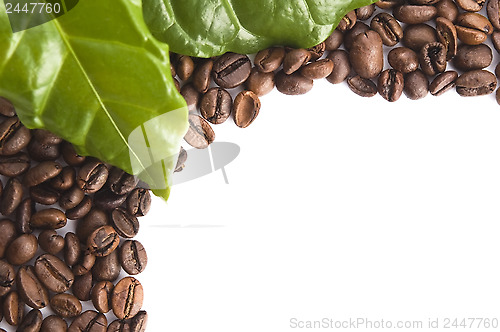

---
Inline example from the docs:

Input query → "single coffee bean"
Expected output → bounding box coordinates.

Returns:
[72,248,96,276]
[180,83,200,111]
[23,161,63,187]
[30,208,67,230]
[393,5,437,24]
[6,234,38,265]
[50,293,82,318]
[18,308,43,332]
[126,188,151,217]
[429,71,458,96]
[130,311,148,332]
[356,4,375,20]
[184,114,215,149]
[233,91,261,128]
[192,59,213,93]
[436,18,458,60]
[496,63,500,79]
[402,24,437,51]
[16,265,49,309]
[30,185,60,205]
[61,141,85,166]
[66,195,92,220]
[107,320,131,332]
[92,250,120,282]
[33,129,62,145]
[64,232,81,266]
[370,13,403,46]
[283,49,311,75]
[60,186,85,210]
[119,240,148,275]
[88,226,120,257]
[456,70,497,96]
[487,0,500,30]
[435,0,459,22]
[0,177,22,215]
[27,139,60,161]
[107,167,137,195]
[419,42,447,76]
[347,76,378,97]
[38,230,64,255]
[0,260,15,296]
[16,198,35,234]
[324,30,344,51]
[91,281,113,313]
[455,13,493,45]
[112,277,144,320]
[73,272,93,301]
[492,31,500,53]
[254,47,285,73]
[176,55,195,81]
[307,42,326,61]
[0,152,30,177]
[35,253,74,293]
[246,68,275,97]
[388,47,419,74]
[349,30,384,79]
[41,315,68,332]
[453,44,492,71]
[213,53,251,88]
[300,59,334,79]
[94,190,127,211]
[337,10,357,31]
[0,219,17,259]
[3,291,25,326]
[112,208,139,238]
[174,146,187,173]
[326,50,351,84]
[69,310,107,332]
[0,117,31,156]
[275,71,314,95]
[378,69,404,102]
[76,209,110,243]
[200,87,232,124]
[0,97,15,117]
[77,160,109,194]
[343,22,370,50]
[456,0,485,12]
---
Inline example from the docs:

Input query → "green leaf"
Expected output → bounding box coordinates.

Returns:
[0,0,189,201]
[143,0,377,58]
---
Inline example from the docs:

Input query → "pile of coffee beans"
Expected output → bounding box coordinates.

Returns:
[0,97,149,331]
[173,0,500,150]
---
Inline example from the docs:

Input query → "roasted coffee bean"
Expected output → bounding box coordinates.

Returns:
[91,281,113,314]
[246,68,275,97]
[38,230,65,255]
[72,248,96,276]
[0,177,22,216]
[492,31,500,53]
[41,315,68,332]
[35,254,74,293]
[50,293,82,318]
[378,69,404,102]
[453,44,492,71]
[275,71,314,95]
[61,141,85,166]
[30,185,60,205]
[16,198,34,234]
[94,190,127,211]
[376,0,404,8]
[28,139,60,161]
[88,226,120,257]
[0,117,31,156]
[111,208,139,239]
[402,24,437,51]
[254,47,285,73]
[233,91,261,128]
[455,13,493,45]
[180,83,200,111]
[300,59,334,79]
[73,272,93,301]
[0,260,15,296]
[350,30,384,79]
[487,0,500,30]
[435,0,459,22]
[184,114,215,149]
[356,4,375,20]
[16,265,49,309]
[119,240,148,275]
[343,22,370,50]
[76,209,109,243]
[60,186,85,210]
[388,47,419,74]
[64,232,81,266]
[23,161,62,187]
[66,196,92,220]
[92,250,120,282]
[324,30,344,51]
[370,13,403,46]
[283,49,311,75]
[126,188,151,217]
[30,208,67,230]
[0,219,16,259]
[3,291,25,326]
[429,71,458,96]
[112,277,144,320]
[496,63,500,79]
[326,50,351,84]
[192,59,213,94]
[337,10,357,31]
[107,320,130,332]
[200,87,232,124]
[0,97,15,117]
[130,311,148,332]
[69,310,107,332]
[419,42,447,76]
[6,234,37,265]
[456,70,497,96]
[176,55,195,81]
[213,53,251,88]
[347,76,378,97]
[436,18,458,60]
[456,0,485,12]
[33,129,62,145]
[107,167,137,195]
[18,308,43,332]
[0,152,30,177]
[393,5,437,24]
[77,160,109,194]
[307,43,326,61]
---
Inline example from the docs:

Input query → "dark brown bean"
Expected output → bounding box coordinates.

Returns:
[419,42,447,76]
[356,4,376,20]
[0,219,17,259]
[66,195,92,220]
[77,160,109,194]
[23,161,62,187]
[326,50,351,84]
[50,293,82,318]
[456,70,497,96]
[6,234,37,265]
[61,141,85,166]
[76,209,109,243]
[92,250,120,282]
[72,248,96,276]
[324,30,344,51]
[300,59,334,79]
[283,49,311,75]
[487,0,500,30]
[0,153,30,177]
[200,87,232,124]
[27,139,60,161]
[456,0,485,12]
[275,71,314,95]
[393,5,437,24]
[93,190,127,211]
[72,272,93,301]
[378,69,404,102]
[184,114,215,149]
[388,47,419,74]
[0,97,15,117]
[29,185,59,205]
[41,315,68,332]
[455,13,493,45]
[436,17,458,60]
[212,53,252,88]
[402,24,437,51]
[176,55,195,81]
[343,22,370,50]
[111,277,144,320]
[453,44,492,71]
[17,265,49,309]
[30,208,67,230]
[87,226,120,257]
[370,13,403,46]
[3,291,25,326]
[0,117,31,156]
[107,167,137,195]
[69,310,107,332]
[91,281,113,313]
[32,129,62,145]
[38,230,65,255]
[130,311,148,332]
[347,76,378,97]
[126,188,151,217]
[16,198,34,234]
[337,10,357,31]
[120,240,148,275]
[254,47,285,73]
[350,30,384,79]
[246,68,275,97]
[233,91,261,128]
[1,177,23,215]
[18,308,43,332]
[430,71,458,95]
[492,31,500,53]
[60,186,85,210]
[111,208,139,239]
[435,0,459,22]
[192,59,213,93]
[307,42,326,61]
[64,232,81,266]
[180,83,200,111]
[0,260,15,296]
[34,254,74,293]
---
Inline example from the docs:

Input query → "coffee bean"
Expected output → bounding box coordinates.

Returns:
[66,195,92,220]
[435,0,459,22]
[455,13,493,45]
[324,30,344,51]
[233,91,261,128]
[6,234,37,265]
[112,277,144,320]
[492,31,500,53]
[487,0,500,30]
[69,310,107,332]
[430,71,458,96]
[92,250,120,282]
[246,68,275,97]
[213,53,251,88]
[347,76,378,97]
[30,185,60,205]
[254,47,286,73]
[23,161,63,187]
[0,97,15,117]
[0,219,17,259]
[61,141,85,166]
[344,22,370,50]
[130,311,148,332]
[119,240,148,275]
[0,177,22,215]
[72,248,96,276]
[0,152,30,177]
[18,308,43,332]
[94,190,127,211]
[0,117,31,156]
[300,59,334,80]
[393,5,437,24]
[378,69,404,102]
[76,209,110,243]
[434,20,457,62]
[307,43,326,61]
[64,232,81,266]
[456,0,485,12]
[276,71,314,95]
[456,70,497,96]
[192,59,213,93]
[108,167,138,196]
[126,188,151,217]
[33,129,62,145]
[496,63,500,79]
[180,83,200,111]
[3,291,25,326]
[17,265,49,309]
[72,272,93,301]
[50,293,82,318]
[107,320,130,332]
[38,230,65,255]
[388,47,419,74]
[16,198,34,234]
[356,4,375,20]
[402,24,437,51]
[41,315,68,332]
[419,42,447,76]
[60,186,85,210]
[184,114,215,149]
[200,87,232,124]
[77,160,109,193]
[35,253,74,293]
[0,260,15,296]
[337,10,357,31]
[91,280,113,313]
[88,226,120,257]
[30,208,67,230]
[453,44,492,71]
[112,208,139,238]
[283,49,311,75]
[371,13,403,46]
[176,55,195,81]
[28,139,60,161]
[350,30,384,79]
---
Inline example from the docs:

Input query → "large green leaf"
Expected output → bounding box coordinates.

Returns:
[143,0,377,58]
[0,0,189,201]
